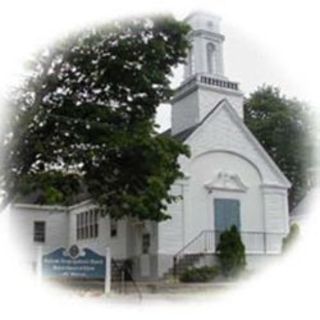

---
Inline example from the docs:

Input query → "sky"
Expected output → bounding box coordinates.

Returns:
[156,4,320,131]
[0,0,320,319]
[0,1,319,132]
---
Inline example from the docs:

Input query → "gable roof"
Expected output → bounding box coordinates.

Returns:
[163,98,291,188]
[161,99,225,142]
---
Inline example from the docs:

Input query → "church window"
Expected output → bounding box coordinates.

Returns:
[110,219,118,238]
[76,209,99,240]
[33,221,45,243]
[142,233,151,254]
[207,42,216,74]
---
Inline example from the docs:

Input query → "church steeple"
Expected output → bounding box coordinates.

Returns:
[171,12,244,135]
[183,12,225,79]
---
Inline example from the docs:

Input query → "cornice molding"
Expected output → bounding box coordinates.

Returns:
[204,171,248,193]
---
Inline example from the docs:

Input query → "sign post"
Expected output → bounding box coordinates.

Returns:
[36,245,43,284]
[105,247,111,294]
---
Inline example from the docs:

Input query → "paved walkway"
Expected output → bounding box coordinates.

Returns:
[46,278,246,302]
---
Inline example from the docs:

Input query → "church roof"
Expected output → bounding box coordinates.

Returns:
[161,126,196,142]
[162,98,291,188]
[161,99,224,141]
[13,185,91,206]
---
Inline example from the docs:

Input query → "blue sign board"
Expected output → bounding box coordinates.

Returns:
[42,245,106,279]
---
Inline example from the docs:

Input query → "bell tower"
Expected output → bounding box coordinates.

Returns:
[183,13,225,79]
[171,12,244,135]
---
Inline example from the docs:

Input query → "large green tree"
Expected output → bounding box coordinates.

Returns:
[1,15,191,221]
[244,85,314,209]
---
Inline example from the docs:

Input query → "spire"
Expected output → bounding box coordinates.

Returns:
[170,12,244,135]
[183,12,226,80]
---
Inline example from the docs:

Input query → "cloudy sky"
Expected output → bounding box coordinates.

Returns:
[156,3,320,131]
[0,1,319,132]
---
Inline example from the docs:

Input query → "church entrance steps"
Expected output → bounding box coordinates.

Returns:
[162,253,208,279]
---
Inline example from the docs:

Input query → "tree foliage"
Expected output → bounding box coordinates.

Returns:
[1,15,191,221]
[216,226,246,277]
[244,85,314,209]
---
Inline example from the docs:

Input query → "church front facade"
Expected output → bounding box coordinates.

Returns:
[9,12,291,280]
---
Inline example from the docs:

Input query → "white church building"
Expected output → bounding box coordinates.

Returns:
[9,12,291,280]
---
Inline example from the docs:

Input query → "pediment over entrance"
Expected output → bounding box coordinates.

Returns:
[204,171,248,193]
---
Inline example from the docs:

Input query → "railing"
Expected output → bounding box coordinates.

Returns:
[173,229,286,273]
[199,75,239,90]
[111,259,142,300]
[174,74,239,100]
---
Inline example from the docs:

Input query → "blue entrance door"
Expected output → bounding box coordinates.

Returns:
[214,198,240,232]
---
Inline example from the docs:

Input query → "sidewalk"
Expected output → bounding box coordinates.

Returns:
[49,278,245,302]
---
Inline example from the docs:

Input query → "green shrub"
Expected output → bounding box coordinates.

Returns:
[216,226,246,277]
[179,265,220,283]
